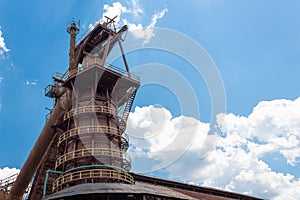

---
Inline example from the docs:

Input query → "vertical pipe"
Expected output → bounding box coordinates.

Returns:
[43,170,49,199]
[42,170,62,199]
[67,22,78,76]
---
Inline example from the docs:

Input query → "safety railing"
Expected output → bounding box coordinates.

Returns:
[66,58,140,82]
[0,173,18,190]
[119,118,127,133]
[54,72,66,80]
[63,105,118,121]
[58,126,122,145]
[0,173,31,199]
[44,84,64,98]
[52,168,134,192]
[63,105,127,132]
[44,84,53,97]
[120,134,130,152]
[55,148,131,171]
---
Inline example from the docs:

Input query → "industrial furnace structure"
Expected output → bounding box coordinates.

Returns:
[0,17,263,200]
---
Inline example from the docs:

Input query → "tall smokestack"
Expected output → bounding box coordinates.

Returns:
[67,21,79,76]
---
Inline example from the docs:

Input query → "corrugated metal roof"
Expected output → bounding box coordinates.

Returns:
[132,173,262,200]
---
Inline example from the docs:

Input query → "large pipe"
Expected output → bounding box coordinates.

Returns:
[8,101,65,200]
[68,22,79,76]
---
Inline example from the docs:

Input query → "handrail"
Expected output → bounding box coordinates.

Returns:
[62,58,140,82]
[43,164,129,198]
[58,126,121,144]
[0,173,18,190]
[55,148,131,170]
[0,173,18,183]
[57,126,129,150]
[63,105,118,121]
[63,105,127,132]
[52,168,134,192]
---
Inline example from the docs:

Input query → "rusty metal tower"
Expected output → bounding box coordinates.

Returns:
[2,16,264,200]
[51,18,139,191]
[8,17,139,200]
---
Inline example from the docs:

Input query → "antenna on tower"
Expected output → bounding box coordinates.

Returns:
[104,15,118,31]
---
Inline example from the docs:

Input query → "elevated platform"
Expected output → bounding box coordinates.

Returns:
[63,60,139,90]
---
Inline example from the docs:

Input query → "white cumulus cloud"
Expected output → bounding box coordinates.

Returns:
[98,1,168,45]
[124,8,168,45]
[102,1,128,27]
[128,0,143,17]
[0,27,9,56]
[218,97,300,166]
[127,105,210,171]
[127,97,300,199]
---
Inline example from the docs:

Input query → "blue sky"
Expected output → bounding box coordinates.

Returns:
[0,1,300,199]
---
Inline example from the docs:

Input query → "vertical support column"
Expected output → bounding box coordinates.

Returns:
[118,39,131,78]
